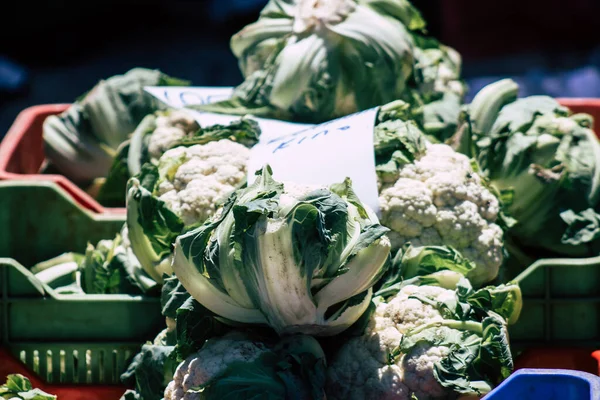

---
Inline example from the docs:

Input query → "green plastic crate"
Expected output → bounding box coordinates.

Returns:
[509,256,600,348]
[0,181,163,384]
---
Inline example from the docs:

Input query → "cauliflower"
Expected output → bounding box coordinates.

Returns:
[147,110,200,162]
[164,332,327,400]
[110,110,259,212]
[154,140,250,225]
[326,285,453,400]
[326,278,520,400]
[126,138,252,282]
[378,143,504,286]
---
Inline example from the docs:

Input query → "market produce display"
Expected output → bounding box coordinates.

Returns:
[4,0,600,399]
[20,108,527,398]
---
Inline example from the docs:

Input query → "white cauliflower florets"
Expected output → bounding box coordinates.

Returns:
[326,284,457,400]
[379,144,503,285]
[164,332,269,400]
[147,110,200,161]
[156,140,250,226]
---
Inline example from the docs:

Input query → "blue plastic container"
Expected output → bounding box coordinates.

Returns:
[485,369,600,400]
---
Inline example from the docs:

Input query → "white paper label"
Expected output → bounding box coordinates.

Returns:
[145,86,234,108]
[145,86,313,140]
[247,108,380,214]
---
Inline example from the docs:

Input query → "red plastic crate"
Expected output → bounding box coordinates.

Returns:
[0,104,124,215]
[514,348,599,376]
[557,98,600,122]
[593,351,600,376]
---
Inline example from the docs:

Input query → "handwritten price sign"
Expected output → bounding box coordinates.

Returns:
[248,108,380,214]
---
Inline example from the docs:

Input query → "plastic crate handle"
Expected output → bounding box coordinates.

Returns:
[513,254,600,283]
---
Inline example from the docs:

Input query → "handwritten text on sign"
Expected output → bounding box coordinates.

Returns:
[144,86,313,140]
[145,86,233,108]
[248,108,380,214]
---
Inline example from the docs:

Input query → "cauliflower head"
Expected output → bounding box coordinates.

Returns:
[326,278,519,400]
[155,139,250,226]
[147,110,200,162]
[326,285,453,400]
[126,138,252,283]
[378,143,503,286]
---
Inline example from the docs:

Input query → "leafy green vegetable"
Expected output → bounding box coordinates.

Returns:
[79,228,158,295]
[126,164,185,283]
[421,92,462,142]
[159,275,231,362]
[172,166,391,336]
[459,79,600,260]
[0,374,56,400]
[174,118,260,149]
[374,245,475,299]
[194,0,462,126]
[194,353,288,399]
[397,245,476,280]
[560,208,600,247]
[373,115,429,187]
[393,313,512,395]
[127,114,158,178]
[406,35,466,141]
[161,275,192,319]
[43,68,189,183]
[173,297,231,362]
[95,140,133,207]
[120,343,177,400]
[31,226,158,296]
[31,253,83,293]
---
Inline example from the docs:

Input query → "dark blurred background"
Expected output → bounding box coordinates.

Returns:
[2,0,600,136]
